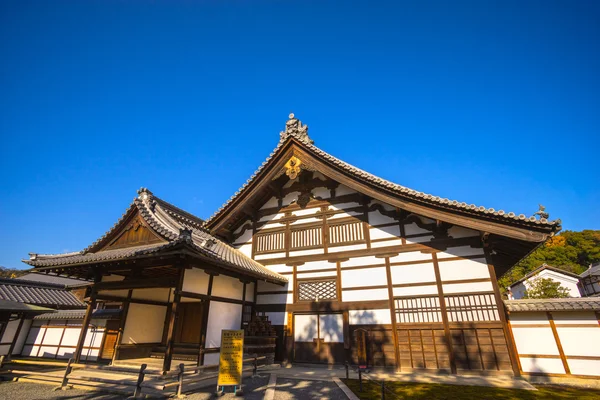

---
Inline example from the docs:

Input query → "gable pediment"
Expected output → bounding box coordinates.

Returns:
[98,213,165,251]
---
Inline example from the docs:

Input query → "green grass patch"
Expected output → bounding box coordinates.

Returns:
[342,378,600,399]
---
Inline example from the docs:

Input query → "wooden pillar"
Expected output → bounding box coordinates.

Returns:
[6,314,26,360]
[74,289,97,363]
[548,312,570,375]
[485,249,521,377]
[111,289,132,365]
[384,257,401,371]
[240,282,247,329]
[198,273,214,366]
[163,265,186,373]
[432,252,457,374]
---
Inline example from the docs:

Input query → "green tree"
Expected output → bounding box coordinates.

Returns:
[499,230,600,291]
[523,277,571,299]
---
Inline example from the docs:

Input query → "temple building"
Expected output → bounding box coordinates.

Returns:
[23,114,561,375]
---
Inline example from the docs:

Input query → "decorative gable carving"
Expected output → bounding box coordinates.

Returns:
[100,214,165,251]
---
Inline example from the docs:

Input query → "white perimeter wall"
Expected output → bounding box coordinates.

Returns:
[122,303,166,344]
[0,317,32,356]
[509,311,600,377]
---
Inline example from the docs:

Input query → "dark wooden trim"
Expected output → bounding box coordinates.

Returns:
[293,265,298,303]
[240,282,247,329]
[336,261,342,301]
[74,273,99,363]
[385,257,401,371]
[96,294,169,307]
[163,265,185,373]
[5,315,26,359]
[198,273,214,366]
[256,299,389,313]
[258,236,481,266]
[547,311,571,375]
[112,289,132,364]
[485,249,521,377]
[432,252,456,374]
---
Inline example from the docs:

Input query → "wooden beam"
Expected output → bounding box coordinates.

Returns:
[432,253,456,374]
[547,312,571,375]
[111,289,132,365]
[74,289,97,363]
[163,265,185,373]
[385,257,401,371]
[96,277,177,291]
[198,274,214,366]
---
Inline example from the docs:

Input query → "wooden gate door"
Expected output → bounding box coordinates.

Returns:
[175,302,203,344]
[100,320,119,360]
[294,313,344,364]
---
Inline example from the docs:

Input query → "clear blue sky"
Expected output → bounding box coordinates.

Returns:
[1,1,598,270]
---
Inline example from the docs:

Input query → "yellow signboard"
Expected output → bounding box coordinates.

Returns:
[217,329,244,387]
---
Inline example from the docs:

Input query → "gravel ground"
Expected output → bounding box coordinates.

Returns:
[274,378,347,400]
[0,375,270,400]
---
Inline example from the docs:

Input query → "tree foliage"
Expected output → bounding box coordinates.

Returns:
[523,277,571,299]
[0,266,27,279]
[499,230,600,291]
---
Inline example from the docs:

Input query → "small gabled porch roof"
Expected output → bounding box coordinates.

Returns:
[23,189,286,285]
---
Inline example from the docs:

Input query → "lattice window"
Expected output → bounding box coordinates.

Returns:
[297,279,338,302]
[242,305,253,326]
[445,293,499,322]
[395,296,442,323]
[329,221,364,245]
[291,226,322,250]
[255,231,285,254]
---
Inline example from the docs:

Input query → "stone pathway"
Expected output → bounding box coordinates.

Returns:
[273,377,347,400]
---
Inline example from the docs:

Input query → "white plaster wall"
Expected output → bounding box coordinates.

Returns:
[568,359,600,376]
[438,258,490,281]
[255,252,287,260]
[205,301,243,348]
[520,357,566,374]
[182,268,210,295]
[204,352,221,366]
[512,270,583,299]
[442,281,494,294]
[233,228,253,244]
[341,267,387,288]
[336,185,356,196]
[512,327,560,355]
[122,303,167,344]
[13,318,31,355]
[328,243,367,253]
[211,275,244,301]
[389,252,432,264]
[313,186,330,199]
[405,235,434,244]
[265,312,287,325]
[235,243,253,258]
[258,280,291,293]
[246,282,255,302]
[369,225,401,240]
[368,211,397,226]
[404,223,431,235]
[297,271,337,279]
[288,248,324,257]
[393,285,438,297]
[342,288,389,302]
[557,326,600,356]
[0,318,21,355]
[437,246,484,259]
[447,226,479,239]
[349,309,391,325]
[299,260,337,271]
[343,255,385,268]
[264,264,290,274]
[390,263,436,285]
[371,239,403,249]
[256,293,293,304]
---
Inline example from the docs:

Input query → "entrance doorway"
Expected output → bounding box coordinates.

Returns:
[175,302,203,344]
[294,313,344,364]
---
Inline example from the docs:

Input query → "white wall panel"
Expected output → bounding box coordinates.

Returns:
[299,260,337,271]
[342,288,389,302]
[205,302,243,348]
[204,352,220,366]
[442,281,494,294]
[132,288,170,302]
[390,262,436,285]
[341,267,387,288]
[246,282,255,302]
[255,252,287,260]
[256,293,293,304]
[296,271,337,279]
[405,235,434,244]
[336,185,356,196]
[389,252,432,264]
[520,357,566,374]
[404,223,431,235]
[260,196,279,210]
[211,275,244,300]
[13,318,31,354]
[447,226,479,239]
[437,246,485,259]
[370,225,401,240]
[371,239,403,248]
[122,303,167,344]
[313,187,330,199]
[393,285,438,297]
[258,280,291,292]
[438,258,490,281]
[557,327,600,356]
[183,268,210,295]
[368,211,397,226]
[342,255,384,268]
[512,327,559,355]
[567,359,600,376]
[265,312,287,326]
[328,244,367,253]
[288,248,325,257]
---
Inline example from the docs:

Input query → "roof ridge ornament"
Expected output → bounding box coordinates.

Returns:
[280,113,313,144]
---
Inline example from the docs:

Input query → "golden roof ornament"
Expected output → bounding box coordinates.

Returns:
[280,112,313,144]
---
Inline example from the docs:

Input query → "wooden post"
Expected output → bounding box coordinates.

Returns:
[111,289,132,365]
[132,363,147,398]
[198,273,214,366]
[548,312,571,375]
[385,257,401,372]
[432,252,457,374]
[6,313,26,360]
[74,289,97,363]
[163,265,185,374]
[176,363,185,398]
[53,358,73,391]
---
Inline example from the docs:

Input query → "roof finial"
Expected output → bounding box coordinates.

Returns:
[533,204,549,220]
[280,112,313,144]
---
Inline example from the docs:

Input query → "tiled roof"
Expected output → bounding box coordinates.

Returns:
[34,308,122,320]
[24,190,286,284]
[0,299,56,313]
[206,114,561,231]
[505,298,600,312]
[580,262,600,278]
[0,278,85,308]
[509,264,583,287]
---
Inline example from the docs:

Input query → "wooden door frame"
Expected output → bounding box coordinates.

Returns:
[292,311,346,364]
